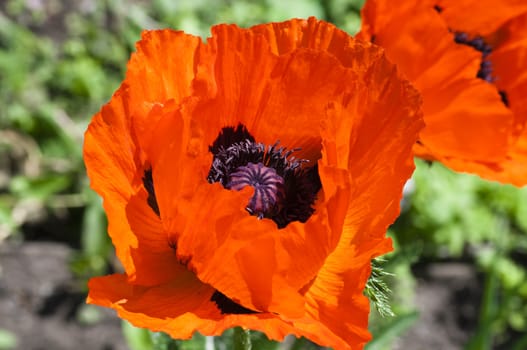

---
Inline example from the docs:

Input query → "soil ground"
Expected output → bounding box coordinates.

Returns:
[0,241,126,350]
[395,263,481,350]
[0,240,482,350]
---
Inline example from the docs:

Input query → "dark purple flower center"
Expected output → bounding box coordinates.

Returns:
[207,124,321,228]
[227,162,285,219]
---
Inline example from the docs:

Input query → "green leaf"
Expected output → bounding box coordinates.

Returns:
[265,0,324,21]
[233,327,252,350]
[0,329,17,350]
[122,321,154,350]
[289,337,328,350]
[365,312,419,350]
[250,332,279,350]
[76,304,102,325]
[81,191,109,257]
[465,268,499,350]
[9,174,71,200]
[177,333,205,350]
[150,332,179,350]
[365,258,395,317]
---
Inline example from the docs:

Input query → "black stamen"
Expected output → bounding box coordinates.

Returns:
[209,124,255,156]
[453,32,493,57]
[499,90,510,107]
[208,124,321,228]
[433,4,443,13]
[143,169,160,216]
[273,165,321,228]
[477,60,494,82]
[453,31,494,82]
[210,290,258,314]
[452,31,511,107]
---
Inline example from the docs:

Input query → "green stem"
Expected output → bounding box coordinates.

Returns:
[464,266,498,350]
[233,327,251,350]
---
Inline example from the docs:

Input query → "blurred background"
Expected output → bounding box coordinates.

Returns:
[0,0,526,349]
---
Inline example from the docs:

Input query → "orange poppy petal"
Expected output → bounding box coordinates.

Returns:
[299,245,380,349]
[125,30,203,149]
[437,0,527,36]
[300,207,394,348]
[419,79,512,161]
[83,88,142,277]
[88,273,351,345]
[437,10,527,185]
[125,187,187,286]
[251,16,384,70]
[193,24,331,161]
[491,13,527,129]
[293,46,422,347]
[359,0,518,171]
[87,274,221,339]
[331,59,421,247]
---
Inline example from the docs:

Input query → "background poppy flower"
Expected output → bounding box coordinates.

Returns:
[84,18,423,349]
[358,0,527,186]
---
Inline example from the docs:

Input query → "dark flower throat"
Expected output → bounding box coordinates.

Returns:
[207,124,321,229]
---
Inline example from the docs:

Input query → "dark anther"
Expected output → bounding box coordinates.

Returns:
[273,165,320,228]
[143,169,160,216]
[208,124,322,228]
[499,90,510,107]
[477,60,494,82]
[433,4,443,12]
[209,124,255,156]
[370,34,377,44]
[211,290,258,314]
[453,32,492,56]
[453,31,494,82]
[453,31,510,108]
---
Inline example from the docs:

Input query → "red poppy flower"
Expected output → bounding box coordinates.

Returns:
[84,18,423,350]
[358,0,527,185]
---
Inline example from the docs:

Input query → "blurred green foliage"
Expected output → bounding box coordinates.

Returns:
[1,0,527,349]
[0,329,17,350]
[387,160,527,349]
